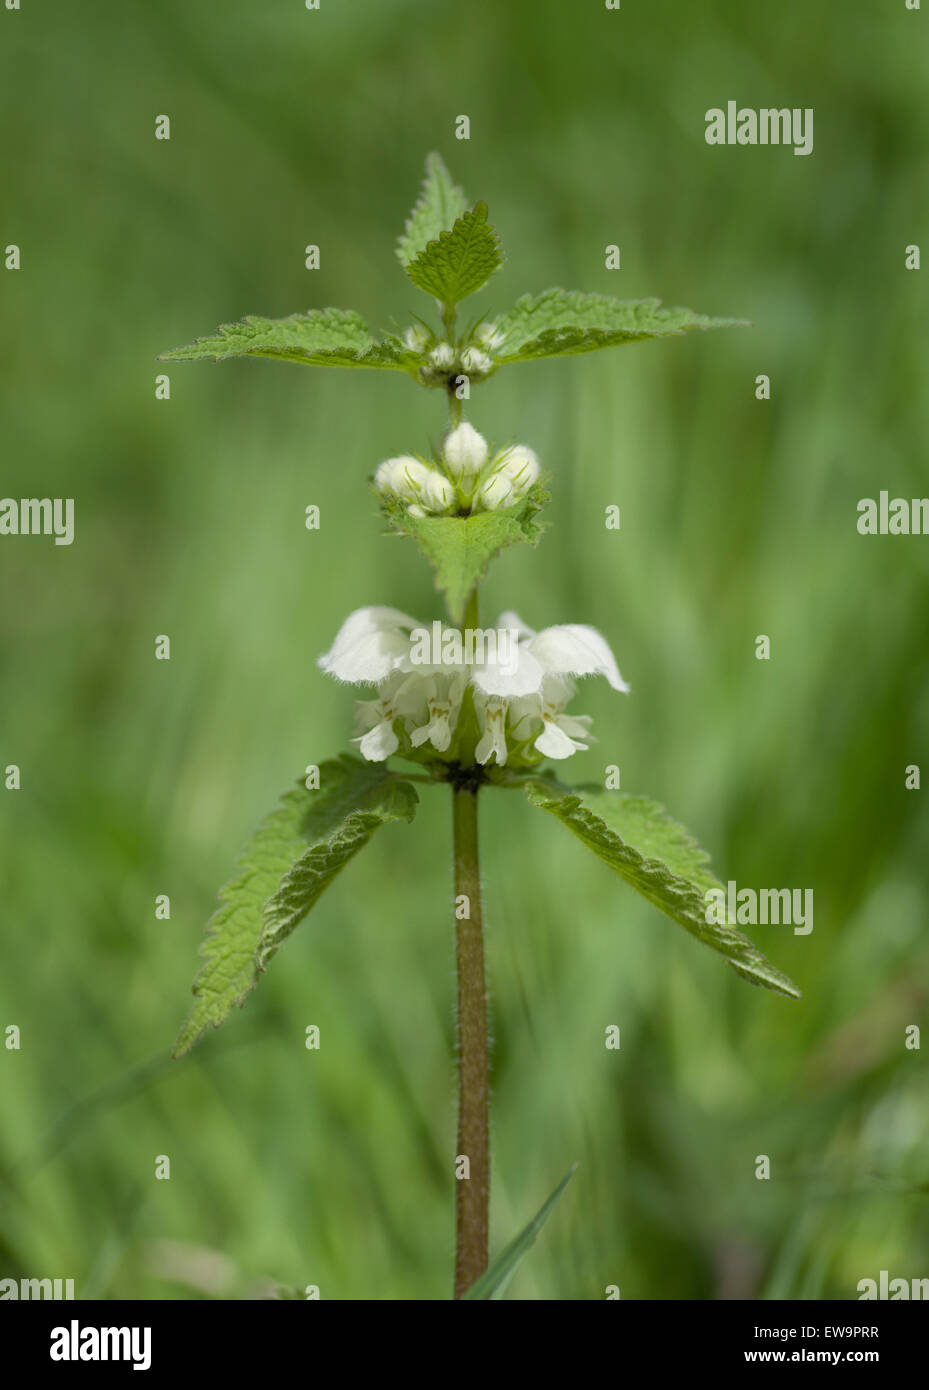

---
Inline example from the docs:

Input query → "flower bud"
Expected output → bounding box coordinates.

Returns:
[374,456,453,513]
[443,422,489,489]
[476,322,506,352]
[473,445,540,511]
[429,342,455,369]
[403,325,430,352]
[460,347,493,377]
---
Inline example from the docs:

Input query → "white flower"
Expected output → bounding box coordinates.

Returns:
[468,632,544,699]
[469,622,609,766]
[318,607,627,768]
[319,608,436,761]
[509,674,593,759]
[408,671,467,753]
[500,613,628,761]
[473,612,628,765]
[374,455,454,514]
[318,606,420,684]
[513,616,629,693]
[353,670,413,760]
[442,422,489,490]
[473,445,540,511]
[474,694,509,766]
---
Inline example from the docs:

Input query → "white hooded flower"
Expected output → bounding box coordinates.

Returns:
[318,606,421,684]
[442,422,489,490]
[514,616,629,693]
[408,671,467,753]
[473,445,540,511]
[353,670,416,761]
[468,629,544,699]
[474,694,509,766]
[318,607,454,762]
[509,673,594,759]
[374,456,454,514]
[318,607,626,768]
[475,612,628,765]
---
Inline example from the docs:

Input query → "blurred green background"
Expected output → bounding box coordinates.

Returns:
[1,0,927,1301]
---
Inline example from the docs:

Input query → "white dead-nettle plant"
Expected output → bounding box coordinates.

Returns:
[160,153,798,1301]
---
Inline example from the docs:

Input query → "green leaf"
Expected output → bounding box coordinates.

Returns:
[397,152,468,268]
[461,1164,578,1300]
[174,758,418,1057]
[382,484,548,625]
[159,308,419,373]
[404,203,503,307]
[493,289,747,363]
[261,773,418,963]
[523,777,801,999]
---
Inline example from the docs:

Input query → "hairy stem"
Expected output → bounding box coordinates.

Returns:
[442,299,464,430]
[452,775,489,1297]
[450,582,489,1297]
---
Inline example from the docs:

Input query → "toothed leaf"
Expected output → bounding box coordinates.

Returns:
[261,776,418,959]
[492,290,747,363]
[404,203,503,307]
[523,777,800,999]
[174,758,418,1057]
[382,484,547,625]
[397,151,468,268]
[159,308,418,372]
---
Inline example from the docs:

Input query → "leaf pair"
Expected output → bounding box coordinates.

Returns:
[158,152,744,374]
[174,756,797,1299]
[176,757,798,1064]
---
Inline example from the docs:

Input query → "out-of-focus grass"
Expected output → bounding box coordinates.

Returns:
[1,0,926,1299]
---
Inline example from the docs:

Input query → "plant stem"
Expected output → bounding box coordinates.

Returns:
[452,775,489,1297]
[450,581,489,1297]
